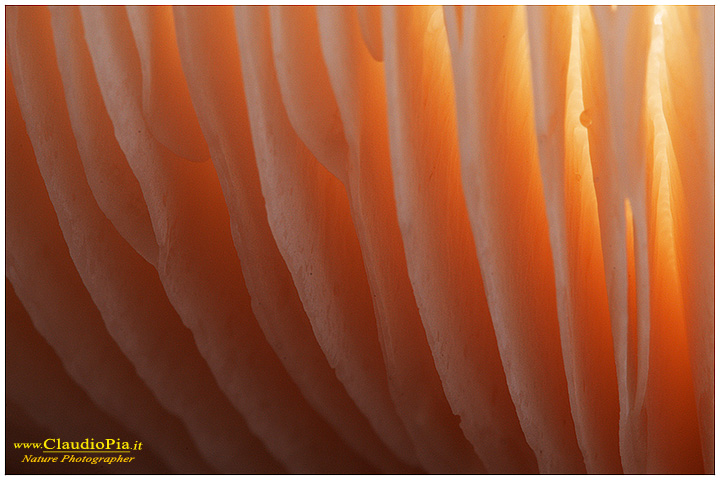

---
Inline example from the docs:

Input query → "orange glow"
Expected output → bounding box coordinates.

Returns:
[4,5,713,475]
[564,5,609,325]
[646,4,682,326]
[625,197,638,390]
[642,5,704,472]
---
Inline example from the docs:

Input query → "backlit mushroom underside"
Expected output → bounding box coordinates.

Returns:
[5,5,714,475]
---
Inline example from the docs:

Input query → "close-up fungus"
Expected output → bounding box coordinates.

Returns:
[4,4,714,475]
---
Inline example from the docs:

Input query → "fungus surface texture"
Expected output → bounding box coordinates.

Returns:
[5,5,714,475]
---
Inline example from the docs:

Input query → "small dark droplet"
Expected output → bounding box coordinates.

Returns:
[580,109,592,128]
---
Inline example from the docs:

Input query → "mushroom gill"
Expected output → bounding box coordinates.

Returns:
[5,5,714,475]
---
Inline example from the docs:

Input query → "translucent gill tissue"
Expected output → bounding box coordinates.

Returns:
[5,5,714,474]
